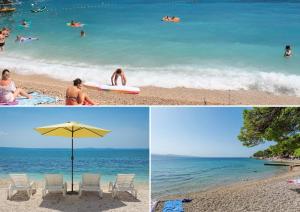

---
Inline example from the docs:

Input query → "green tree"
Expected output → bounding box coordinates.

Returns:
[238,107,300,157]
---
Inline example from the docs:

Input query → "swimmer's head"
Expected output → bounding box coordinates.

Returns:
[285,45,291,50]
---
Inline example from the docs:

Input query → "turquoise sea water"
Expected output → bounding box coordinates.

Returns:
[0,0,300,95]
[151,155,287,199]
[0,147,149,183]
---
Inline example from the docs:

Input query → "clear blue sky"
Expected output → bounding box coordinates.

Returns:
[151,107,274,157]
[0,107,149,149]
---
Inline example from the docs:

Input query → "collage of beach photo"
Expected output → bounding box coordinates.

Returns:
[1,0,300,212]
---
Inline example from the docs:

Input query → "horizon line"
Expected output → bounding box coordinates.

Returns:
[0,147,149,150]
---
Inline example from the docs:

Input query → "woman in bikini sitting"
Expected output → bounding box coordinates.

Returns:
[65,78,95,105]
[0,69,31,103]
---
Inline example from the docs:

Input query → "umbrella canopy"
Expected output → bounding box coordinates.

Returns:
[35,121,111,193]
[35,121,111,138]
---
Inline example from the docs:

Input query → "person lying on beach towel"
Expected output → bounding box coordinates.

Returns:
[66,78,95,105]
[111,68,127,86]
[0,69,31,104]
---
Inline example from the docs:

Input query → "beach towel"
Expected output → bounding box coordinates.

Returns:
[16,92,60,105]
[163,200,184,212]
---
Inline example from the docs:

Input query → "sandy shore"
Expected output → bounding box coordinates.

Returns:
[10,72,300,105]
[153,168,300,212]
[0,179,149,212]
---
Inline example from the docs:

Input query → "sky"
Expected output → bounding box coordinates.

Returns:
[0,107,149,149]
[151,107,275,157]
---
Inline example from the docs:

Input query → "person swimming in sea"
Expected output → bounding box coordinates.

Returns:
[21,19,29,27]
[284,45,292,57]
[0,31,5,51]
[111,68,127,86]
[15,35,39,43]
[80,30,85,37]
[162,16,180,23]
[2,27,10,38]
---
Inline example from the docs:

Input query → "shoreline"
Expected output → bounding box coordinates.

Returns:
[0,178,149,212]
[9,72,300,105]
[153,168,300,211]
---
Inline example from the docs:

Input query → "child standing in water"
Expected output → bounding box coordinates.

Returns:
[111,68,127,86]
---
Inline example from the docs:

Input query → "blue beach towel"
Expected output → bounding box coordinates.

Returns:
[163,200,184,212]
[16,92,60,105]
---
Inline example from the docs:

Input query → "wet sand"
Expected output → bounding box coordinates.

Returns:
[10,72,300,105]
[154,168,300,212]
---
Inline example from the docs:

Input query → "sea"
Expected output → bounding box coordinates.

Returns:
[0,147,149,183]
[151,154,287,199]
[0,0,300,95]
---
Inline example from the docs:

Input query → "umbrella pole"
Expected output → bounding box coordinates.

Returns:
[71,130,74,192]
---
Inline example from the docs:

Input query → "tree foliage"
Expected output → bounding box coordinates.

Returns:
[238,107,300,157]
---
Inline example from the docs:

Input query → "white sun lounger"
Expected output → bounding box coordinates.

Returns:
[109,174,137,199]
[79,173,103,198]
[42,174,67,198]
[7,173,36,200]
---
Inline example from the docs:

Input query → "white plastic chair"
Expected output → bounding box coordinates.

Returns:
[109,174,137,199]
[42,174,67,198]
[79,173,103,198]
[7,173,36,200]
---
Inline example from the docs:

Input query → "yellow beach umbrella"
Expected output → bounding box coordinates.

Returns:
[35,121,111,194]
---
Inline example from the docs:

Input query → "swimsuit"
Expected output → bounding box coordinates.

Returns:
[0,81,16,103]
[0,42,5,47]
[65,96,94,105]
[65,96,79,105]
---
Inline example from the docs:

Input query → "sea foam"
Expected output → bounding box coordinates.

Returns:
[0,55,299,96]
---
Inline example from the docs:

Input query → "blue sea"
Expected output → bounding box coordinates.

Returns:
[151,155,287,199]
[0,148,149,183]
[0,0,300,95]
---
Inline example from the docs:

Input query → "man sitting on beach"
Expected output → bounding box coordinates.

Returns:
[0,69,32,103]
[65,78,95,105]
[111,68,127,86]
